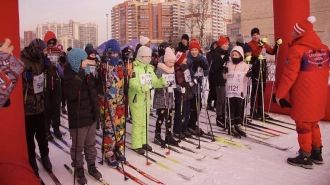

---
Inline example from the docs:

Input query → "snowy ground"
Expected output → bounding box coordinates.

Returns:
[38,108,330,185]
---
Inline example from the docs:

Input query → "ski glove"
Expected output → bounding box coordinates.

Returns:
[192,60,200,72]
[159,77,167,87]
[23,71,33,81]
[57,64,64,77]
[198,59,208,70]
[272,94,292,108]
[258,54,264,60]
[44,56,51,66]
[258,37,268,47]
[245,55,252,63]
[276,37,283,46]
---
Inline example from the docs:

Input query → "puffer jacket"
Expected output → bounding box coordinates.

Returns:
[210,46,229,87]
[276,31,330,122]
[64,63,100,129]
[174,64,194,101]
[21,49,47,115]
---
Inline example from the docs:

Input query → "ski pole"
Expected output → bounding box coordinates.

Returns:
[195,78,201,149]
[267,45,280,114]
[164,85,171,155]
[251,61,261,120]
[259,59,265,125]
[203,78,215,142]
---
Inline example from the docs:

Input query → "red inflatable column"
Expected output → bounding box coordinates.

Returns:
[267,0,310,115]
[0,0,40,184]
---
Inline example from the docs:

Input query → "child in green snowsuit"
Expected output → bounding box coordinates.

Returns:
[129,46,167,154]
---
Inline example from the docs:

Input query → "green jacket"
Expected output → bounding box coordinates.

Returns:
[128,60,163,108]
[21,49,46,115]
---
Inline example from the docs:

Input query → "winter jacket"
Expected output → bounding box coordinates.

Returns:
[210,46,229,87]
[64,63,100,129]
[153,63,175,109]
[44,31,62,78]
[21,49,47,115]
[248,39,278,66]
[276,31,330,122]
[176,42,189,53]
[174,64,194,101]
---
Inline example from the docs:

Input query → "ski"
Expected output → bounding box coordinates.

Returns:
[51,131,71,148]
[64,164,110,185]
[248,122,288,134]
[35,153,62,185]
[243,136,293,151]
[181,137,221,151]
[249,117,295,131]
[49,140,71,155]
[211,129,269,140]
[201,131,252,149]
[124,161,165,184]
[266,117,296,126]
[114,165,147,185]
[127,146,194,180]
[151,140,206,160]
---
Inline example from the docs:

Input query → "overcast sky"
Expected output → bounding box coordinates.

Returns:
[19,0,240,46]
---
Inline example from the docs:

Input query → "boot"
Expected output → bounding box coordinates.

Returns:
[105,155,119,168]
[228,125,241,138]
[311,146,324,164]
[61,106,67,115]
[207,104,215,112]
[88,163,102,180]
[234,124,247,137]
[142,144,152,151]
[29,158,39,176]
[173,132,185,139]
[216,116,225,128]
[114,148,126,162]
[135,148,145,155]
[75,167,87,185]
[250,109,261,119]
[96,120,100,130]
[183,130,192,137]
[258,106,270,119]
[154,133,166,148]
[53,127,62,139]
[41,156,52,172]
[165,134,179,146]
[46,129,54,141]
[287,150,313,169]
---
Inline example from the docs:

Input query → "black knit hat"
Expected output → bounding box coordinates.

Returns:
[242,44,252,53]
[251,28,260,36]
[181,34,189,41]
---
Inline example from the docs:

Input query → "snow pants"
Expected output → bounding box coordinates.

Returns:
[45,75,62,129]
[295,121,322,153]
[69,122,97,168]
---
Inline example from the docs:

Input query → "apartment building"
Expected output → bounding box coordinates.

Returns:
[111,0,185,45]
[23,31,37,47]
[36,20,98,49]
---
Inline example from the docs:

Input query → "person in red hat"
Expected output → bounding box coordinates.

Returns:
[210,36,230,128]
[248,28,282,119]
[273,16,330,169]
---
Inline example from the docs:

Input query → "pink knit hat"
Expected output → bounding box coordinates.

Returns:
[164,47,176,62]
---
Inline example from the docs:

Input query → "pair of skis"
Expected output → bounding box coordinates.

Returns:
[35,153,62,185]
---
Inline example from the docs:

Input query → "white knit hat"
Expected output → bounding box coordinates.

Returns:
[137,46,152,64]
[140,36,150,46]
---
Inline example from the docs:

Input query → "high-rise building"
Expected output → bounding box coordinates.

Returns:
[111,0,185,46]
[185,0,241,46]
[36,20,98,49]
[23,31,36,47]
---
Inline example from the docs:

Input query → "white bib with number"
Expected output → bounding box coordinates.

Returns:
[48,54,59,66]
[162,74,176,87]
[90,65,96,76]
[226,71,245,98]
[140,74,152,89]
[183,69,191,82]
[33,73,44,94]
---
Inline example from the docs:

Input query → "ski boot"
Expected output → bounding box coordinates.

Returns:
[76,167,87,185]
[234,124,247,137]
[134,148,145,155]
[106,155,119,168]
[88,163,102,180]
[41,156,52,172]
[53,127,62,139]
[165,134,179,146]
[154,133,166,148]
[228,125,241,138]
[207,104,215,112]
[311,146,324,164]
[173,132,185,139]
[183,130,192,138]
[250,109,261,120]
[46,129,54,141]
[287,150,313,169]
[216,116,225,128]
[142,144,152,151]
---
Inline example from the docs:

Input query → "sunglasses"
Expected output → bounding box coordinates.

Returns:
[48,41,55,45]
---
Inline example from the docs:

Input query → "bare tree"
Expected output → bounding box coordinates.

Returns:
[186,0,211,47]
[204,32,214,47]
[185,17,196,37]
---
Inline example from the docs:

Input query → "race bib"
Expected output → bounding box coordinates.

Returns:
[162,74,176,87]
[194,67,203,77]
[90,65,96,76]
[140,74,152,87]
[48,54,59,66]
[33,73,44,94]
[183,69,191,82]
[226,71,245,98]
